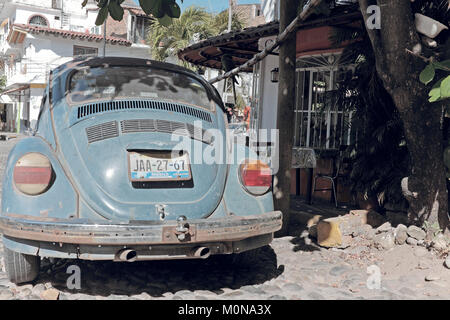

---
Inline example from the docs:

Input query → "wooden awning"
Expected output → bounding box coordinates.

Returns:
[178,9,362,72]
[7,25,27,44]
[178,21,279,72]
[1,85,30,95]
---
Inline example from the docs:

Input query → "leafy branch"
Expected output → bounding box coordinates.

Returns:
[84,0,183,27]
[0,75,6,92]
[412,52,450,102]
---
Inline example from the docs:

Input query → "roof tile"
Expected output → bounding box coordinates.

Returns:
[13,23,132,46]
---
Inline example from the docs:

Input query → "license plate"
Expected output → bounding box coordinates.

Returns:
[128,151,191,182]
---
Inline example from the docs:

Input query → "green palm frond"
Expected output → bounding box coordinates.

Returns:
[147,6,213,66]
[147,5,243,68]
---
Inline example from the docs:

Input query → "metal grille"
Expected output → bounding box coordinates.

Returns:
[120,119,213,144]
[85,121,119,143]
[294,53,355,150]
[76,100,212,123]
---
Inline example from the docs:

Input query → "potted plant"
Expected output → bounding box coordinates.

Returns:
[415,13,448,39]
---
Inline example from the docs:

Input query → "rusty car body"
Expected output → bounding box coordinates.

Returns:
[0,57,281,283]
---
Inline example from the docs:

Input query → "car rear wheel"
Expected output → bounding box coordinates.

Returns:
[3,247,40,284]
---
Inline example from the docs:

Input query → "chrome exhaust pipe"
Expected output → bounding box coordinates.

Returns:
[191,247,211,259]
[116,249,138,262]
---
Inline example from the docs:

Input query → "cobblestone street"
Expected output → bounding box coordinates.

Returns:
[0,137,449,300]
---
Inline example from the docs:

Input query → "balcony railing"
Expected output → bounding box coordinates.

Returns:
[5,59,69,87]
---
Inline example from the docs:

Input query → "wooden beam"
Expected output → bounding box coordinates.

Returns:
[274,0,298,236]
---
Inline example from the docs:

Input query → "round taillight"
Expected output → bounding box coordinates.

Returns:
[13,153,53,195]
[239,159,272,195]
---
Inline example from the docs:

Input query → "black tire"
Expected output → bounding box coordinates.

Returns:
[3,247,40,284]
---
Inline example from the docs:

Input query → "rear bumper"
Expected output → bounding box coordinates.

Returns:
[0,211,281,245]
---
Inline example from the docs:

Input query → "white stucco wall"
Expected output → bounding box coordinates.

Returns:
[24,33,150,63]
[29,86,43,129]
[13,33,149,128]
[15,7,61,28]
[13,1,98,30]
[257,36,278,139]
[261,0,279,23]
[1,0,153,131]
[258,2,279,141]
[13,0,53,9]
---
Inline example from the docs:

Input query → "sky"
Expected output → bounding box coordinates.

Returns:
[179,0,261,13]
[133,0,261,13]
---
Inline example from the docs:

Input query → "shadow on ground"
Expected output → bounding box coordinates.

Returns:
[30,246,283,297]
[286,197,352,253]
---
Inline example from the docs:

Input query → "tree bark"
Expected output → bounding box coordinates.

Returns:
[274,0,297,236]
[359,0,449,233]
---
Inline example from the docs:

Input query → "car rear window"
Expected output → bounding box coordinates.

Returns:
[67,66,213,111]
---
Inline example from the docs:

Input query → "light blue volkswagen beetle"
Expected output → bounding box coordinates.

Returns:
[0,57,282,284]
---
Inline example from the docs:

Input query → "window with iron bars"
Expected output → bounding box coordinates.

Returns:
[294,53,356,150]
[130,15,152,44]
[52,0,62,9]
[73,45,98,58]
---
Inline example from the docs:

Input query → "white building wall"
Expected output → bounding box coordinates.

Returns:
[23,33,149,64]
[257,36,278,139]
[0,0,151,131]
[29,86,43,129]
[19,35,149,129]
[261,0,279,22]
[15,7,61,28]
[14,2,98,30]
[14,0,53,9]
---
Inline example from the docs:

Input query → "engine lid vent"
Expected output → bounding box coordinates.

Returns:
[85,121,119,143]
[77,99,212,123]
[120,119,213,144]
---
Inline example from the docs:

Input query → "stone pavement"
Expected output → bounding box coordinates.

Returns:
[0,136,448,300]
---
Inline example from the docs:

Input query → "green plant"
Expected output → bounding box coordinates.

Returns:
[234,93,246,112]
[330,1,450,212]
[147,6,211,67]
[0,75,6,92]
[84,0,183,27]
[423,220,443,239]
[330,26,410,210]
[412,0,450,103]
[420,60,450,178]
[419,60,450,102]
[209,10,244,34]
[147,6,243,67]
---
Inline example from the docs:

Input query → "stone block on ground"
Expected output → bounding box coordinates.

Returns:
[40,288,60,300]
[348,210,386,228]
[317,218,343,247]
[406,237,418,246]
[407,226,426,241]
[445,256,450,269]
[425,274,440,282]
[431,234,449,251]
[395,224,408,245]
[316,210,385,248]
[374,231,395,250]
[376,222,392,233]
